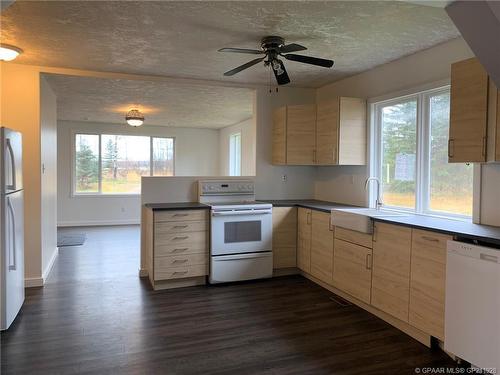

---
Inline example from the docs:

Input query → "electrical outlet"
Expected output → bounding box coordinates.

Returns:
[350,175,355,185]
[281,174,287,182]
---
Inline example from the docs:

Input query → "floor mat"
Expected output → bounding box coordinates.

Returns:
[57,233,86,247]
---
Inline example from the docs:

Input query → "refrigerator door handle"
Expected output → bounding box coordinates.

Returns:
[7,197,16,271]
[6,138,16,191]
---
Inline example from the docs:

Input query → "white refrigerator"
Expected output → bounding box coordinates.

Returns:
[0,127,24,331]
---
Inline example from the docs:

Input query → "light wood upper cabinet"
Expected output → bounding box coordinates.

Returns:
[371,222,412,322]
[333,238,372,304]
[297,208,312,272]
[409,229,451,340]
[272,107,287,165]
[487,82,500,162]
[316,99,339,165]
[449,57,489,163]
[310,211,334,284]
[316,97,367,165]
[272,207,297,269]
[272,98,366,166]
[286,104,317,165]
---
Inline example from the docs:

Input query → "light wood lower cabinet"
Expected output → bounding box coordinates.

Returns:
[371,222,412,322]
[333,238,372,304]
[297,208,312,272]
[272,207,297,269]
[310,211,334,284]
[409,229,451,340]
[144,208,208,290]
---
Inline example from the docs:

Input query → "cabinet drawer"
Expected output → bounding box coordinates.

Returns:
[155,243,207,257]
[155,220,207,234]
[155,253,207,270]
[155,210,207,223]
[335,227,372,248]
[155,230,207,247]
[154,264,208,281]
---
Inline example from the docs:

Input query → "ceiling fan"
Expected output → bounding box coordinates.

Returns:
[218,36,334,85]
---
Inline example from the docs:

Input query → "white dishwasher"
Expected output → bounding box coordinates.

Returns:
[445,240,500,372]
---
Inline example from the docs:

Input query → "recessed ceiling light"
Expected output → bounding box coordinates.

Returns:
[0,44,23,61]
[125,109,145,127]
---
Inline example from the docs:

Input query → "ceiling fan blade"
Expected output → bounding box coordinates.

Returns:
[279,43,307,54]
[284,54,334,68]
[272,60,291,85]
[223,57,266,76]
[218,47,264,55]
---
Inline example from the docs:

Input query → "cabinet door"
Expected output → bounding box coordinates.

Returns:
[338,97,367,165]
[316,99,339,165]
[286,104,316,165]
[371,222,412,322]
[272,207,297,269]
[310,211,334,284]
[272,107,287,164]
[409,229,451,340]
[297,208,312,272]
[449,58,489,163]
[333,238,372,304]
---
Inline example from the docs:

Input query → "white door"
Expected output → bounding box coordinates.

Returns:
[2,190,24,330]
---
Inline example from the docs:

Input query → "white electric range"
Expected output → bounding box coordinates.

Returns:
[198,179,273,283]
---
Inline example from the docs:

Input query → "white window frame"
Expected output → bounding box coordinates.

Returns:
[71,131,175,197]
[369,85,473,220]
[229,132,242,177]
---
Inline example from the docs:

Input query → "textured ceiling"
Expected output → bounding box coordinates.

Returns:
[2,1,459,88]
[44,74,254,128]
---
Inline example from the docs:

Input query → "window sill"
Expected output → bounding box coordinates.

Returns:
[380,206,471,222]
[71,193,141,198]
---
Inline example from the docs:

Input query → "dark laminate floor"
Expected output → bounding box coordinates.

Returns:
[1,226,457,375]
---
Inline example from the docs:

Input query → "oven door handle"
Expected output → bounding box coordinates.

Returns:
[211,209,272,217]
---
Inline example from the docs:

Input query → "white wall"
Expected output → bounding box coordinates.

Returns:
[57,120,220,226]
[314,37,474,206]
[0,63,43,284]
[40,76,58,282]
[219,117,255,176]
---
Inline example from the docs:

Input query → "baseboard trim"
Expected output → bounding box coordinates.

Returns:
[58,219,140,227]
[42,247,59,283]
[25,277,44,288]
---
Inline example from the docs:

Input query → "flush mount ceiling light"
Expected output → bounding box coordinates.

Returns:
[0,44,23,61]
[125,109,144,127]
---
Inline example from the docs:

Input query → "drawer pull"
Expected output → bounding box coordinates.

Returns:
[172,270,188,275]
[174,225,189,229]
[173,236,189,240]
[173,259,188,263]
[366,254,372,270]
[173,248,189,252]
[421,236,439,243]
[173,213,189,217]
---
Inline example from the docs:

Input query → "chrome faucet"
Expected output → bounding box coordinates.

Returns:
[365,177,383,210]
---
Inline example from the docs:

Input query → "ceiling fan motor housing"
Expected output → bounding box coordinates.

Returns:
[261,36,285,51]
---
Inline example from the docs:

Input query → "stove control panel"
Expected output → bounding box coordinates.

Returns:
[199,180,255,195]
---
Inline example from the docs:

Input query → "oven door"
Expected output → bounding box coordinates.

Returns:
[210,208,272,256]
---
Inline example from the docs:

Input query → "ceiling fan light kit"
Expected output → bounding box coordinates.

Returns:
[218,36,334,86]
